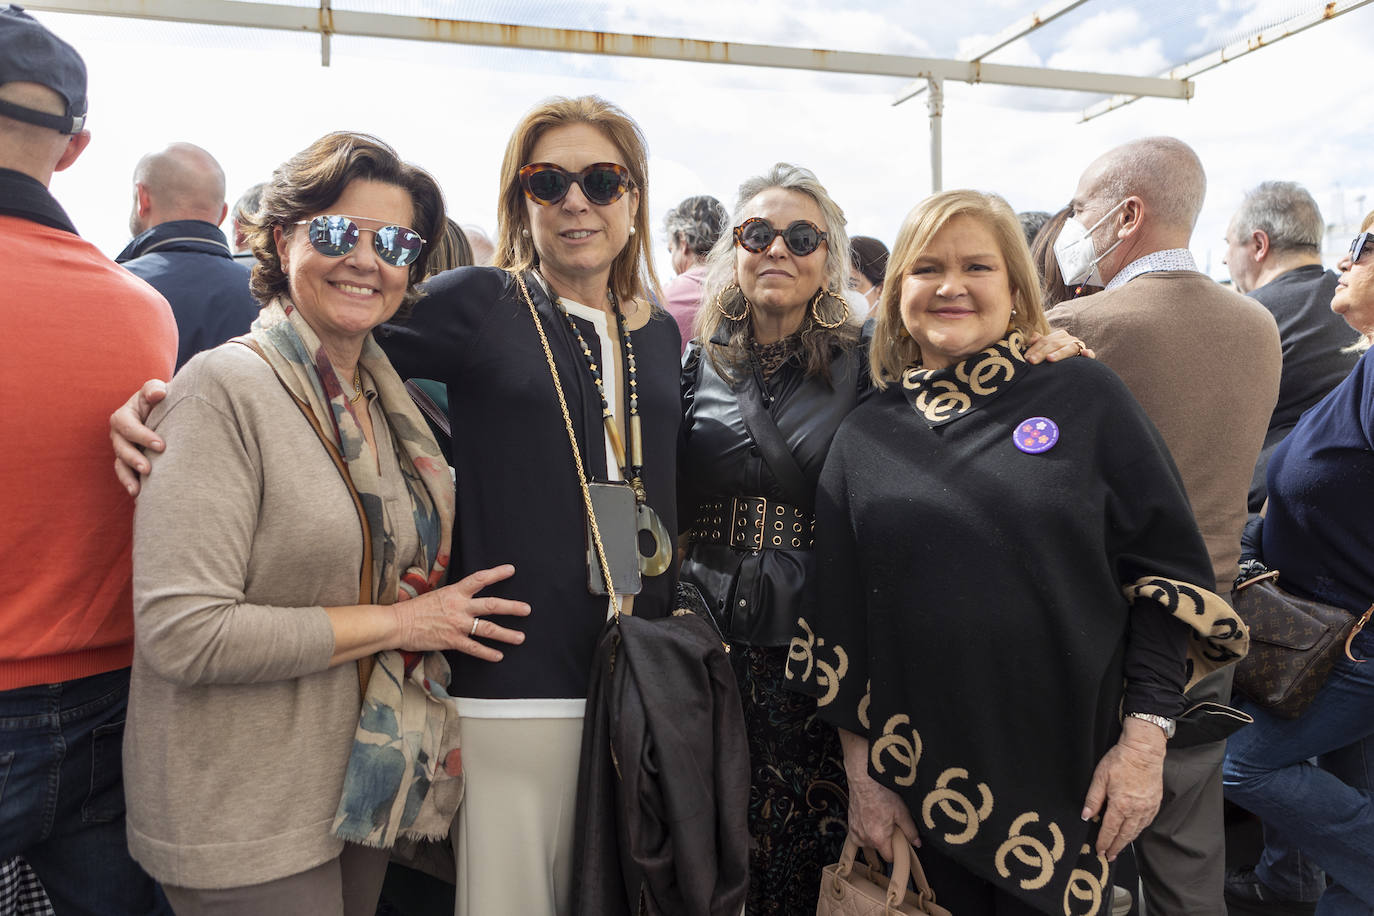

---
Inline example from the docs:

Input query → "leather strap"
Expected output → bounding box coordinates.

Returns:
[404,379,451,439]
[235,339,376,693]
[731,367,810,508]
[1344,604,1374,662]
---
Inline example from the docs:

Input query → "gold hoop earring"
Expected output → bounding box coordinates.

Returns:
[810,288,849,330]
[714,283,749,322]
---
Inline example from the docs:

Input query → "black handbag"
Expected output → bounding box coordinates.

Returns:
[1232,566,1373,719]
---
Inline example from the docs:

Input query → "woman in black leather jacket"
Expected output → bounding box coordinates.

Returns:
[679,163,862,915]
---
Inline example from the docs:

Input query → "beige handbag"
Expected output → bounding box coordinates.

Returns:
[817,830,952,916]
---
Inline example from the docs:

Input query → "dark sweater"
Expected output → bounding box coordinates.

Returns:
[378,266,680,699]
[1262,348,1374,615]
[1246,264,1361,510]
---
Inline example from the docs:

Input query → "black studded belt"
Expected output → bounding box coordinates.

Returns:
[692,496,815,551]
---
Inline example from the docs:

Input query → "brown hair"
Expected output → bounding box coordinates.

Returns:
[241,132,445,317]
[871,190,1050,388]
[492,95,660,306]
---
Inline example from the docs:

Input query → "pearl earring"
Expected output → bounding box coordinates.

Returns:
[521,227,530,237]
[628,226,636,236]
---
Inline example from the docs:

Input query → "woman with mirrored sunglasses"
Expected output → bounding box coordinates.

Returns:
[106,132,529,916]
[1224,211,1374,916]
[680,164,1094,915]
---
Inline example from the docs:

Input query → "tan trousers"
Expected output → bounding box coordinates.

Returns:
[450,715,584,916]
[163,842,389,916]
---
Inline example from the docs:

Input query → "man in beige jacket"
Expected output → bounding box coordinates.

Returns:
[1046,136,1281,916]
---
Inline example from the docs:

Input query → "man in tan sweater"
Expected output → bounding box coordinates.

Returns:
[1047,137,1281,916]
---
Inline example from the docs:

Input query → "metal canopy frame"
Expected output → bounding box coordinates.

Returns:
[20,0,1361,191]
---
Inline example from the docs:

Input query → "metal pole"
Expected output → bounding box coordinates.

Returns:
[928,77,944,193]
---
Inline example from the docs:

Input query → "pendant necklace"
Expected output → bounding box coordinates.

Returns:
[549,282,672,577]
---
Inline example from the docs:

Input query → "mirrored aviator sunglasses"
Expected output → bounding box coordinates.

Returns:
[298,215,426,268]
[1350,231,1374,265]
[733,217,828,256]
[518,162,633,207]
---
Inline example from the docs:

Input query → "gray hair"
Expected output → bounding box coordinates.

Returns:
[232,181,267,225]
[663,194,728,257]
[1232,181,1323,253]
[1092,136,1206,234]
[695,162,860,380]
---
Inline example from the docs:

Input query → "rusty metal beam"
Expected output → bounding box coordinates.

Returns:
[23,0,1193,98]
[1080,0,1373,121]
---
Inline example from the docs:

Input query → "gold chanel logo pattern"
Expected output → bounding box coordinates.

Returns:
[857,680,871,730]
[921,767,993,844]
[994,812,1065,891]
[871,714,922,787]
[1122,575,1250,688]
[785,617,848,706]
[1062,844,1110,916]
[901,331,1026,425]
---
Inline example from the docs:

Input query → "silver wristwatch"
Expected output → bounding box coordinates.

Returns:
[1126,712,1176,739]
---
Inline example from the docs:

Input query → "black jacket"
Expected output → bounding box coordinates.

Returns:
[678,329,870,645]
[572,606,750,916]
[117,220,258,369]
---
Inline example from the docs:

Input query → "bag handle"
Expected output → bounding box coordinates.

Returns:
[835,829,944,914]
[512,271,620,624]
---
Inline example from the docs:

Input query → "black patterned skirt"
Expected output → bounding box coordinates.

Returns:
[732,643,849,916]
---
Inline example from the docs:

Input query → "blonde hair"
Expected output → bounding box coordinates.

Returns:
[492,95,660,306]
[871,190,1050,388]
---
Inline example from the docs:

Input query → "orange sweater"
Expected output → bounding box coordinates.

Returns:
[0,214,177,689]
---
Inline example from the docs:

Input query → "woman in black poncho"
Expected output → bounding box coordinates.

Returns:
[785,190,1247,916]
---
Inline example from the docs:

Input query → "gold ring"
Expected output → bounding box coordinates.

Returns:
[470,618,480,638]
[1074,339,1086,354]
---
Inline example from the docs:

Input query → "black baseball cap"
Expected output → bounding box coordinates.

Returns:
[0,4,87,134]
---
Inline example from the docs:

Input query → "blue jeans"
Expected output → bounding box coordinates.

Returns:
[0,668,170,915]
[1223,628,1374,916]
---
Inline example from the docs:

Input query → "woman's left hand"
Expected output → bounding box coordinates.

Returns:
[1024,328,1094,363]
[1080,717,1167,860]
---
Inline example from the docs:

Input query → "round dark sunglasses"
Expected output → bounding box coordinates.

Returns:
[733,217,829,256]
[297,215,426,268]
[518,162,634,207]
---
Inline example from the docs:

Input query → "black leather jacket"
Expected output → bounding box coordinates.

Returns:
[678,329,871,646]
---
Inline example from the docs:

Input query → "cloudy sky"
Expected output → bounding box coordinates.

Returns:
[30,0,1374,283]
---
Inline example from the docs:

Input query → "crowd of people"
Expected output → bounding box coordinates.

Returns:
[4,7,1373,916]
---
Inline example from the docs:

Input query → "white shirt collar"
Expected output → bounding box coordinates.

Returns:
[1105,248,1198,291]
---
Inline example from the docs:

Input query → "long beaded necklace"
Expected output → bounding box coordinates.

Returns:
[552,287,646,502]
[543,278,670,577]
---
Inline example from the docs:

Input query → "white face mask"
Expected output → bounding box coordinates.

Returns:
[1053,200,1126,287]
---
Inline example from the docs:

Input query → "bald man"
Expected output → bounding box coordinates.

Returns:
[1047,137,1281,916]
[117,142,258,369]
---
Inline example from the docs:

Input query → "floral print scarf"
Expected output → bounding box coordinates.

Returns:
[248,298,462,847]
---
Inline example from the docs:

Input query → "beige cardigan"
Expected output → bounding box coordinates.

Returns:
[125,341,415,889]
